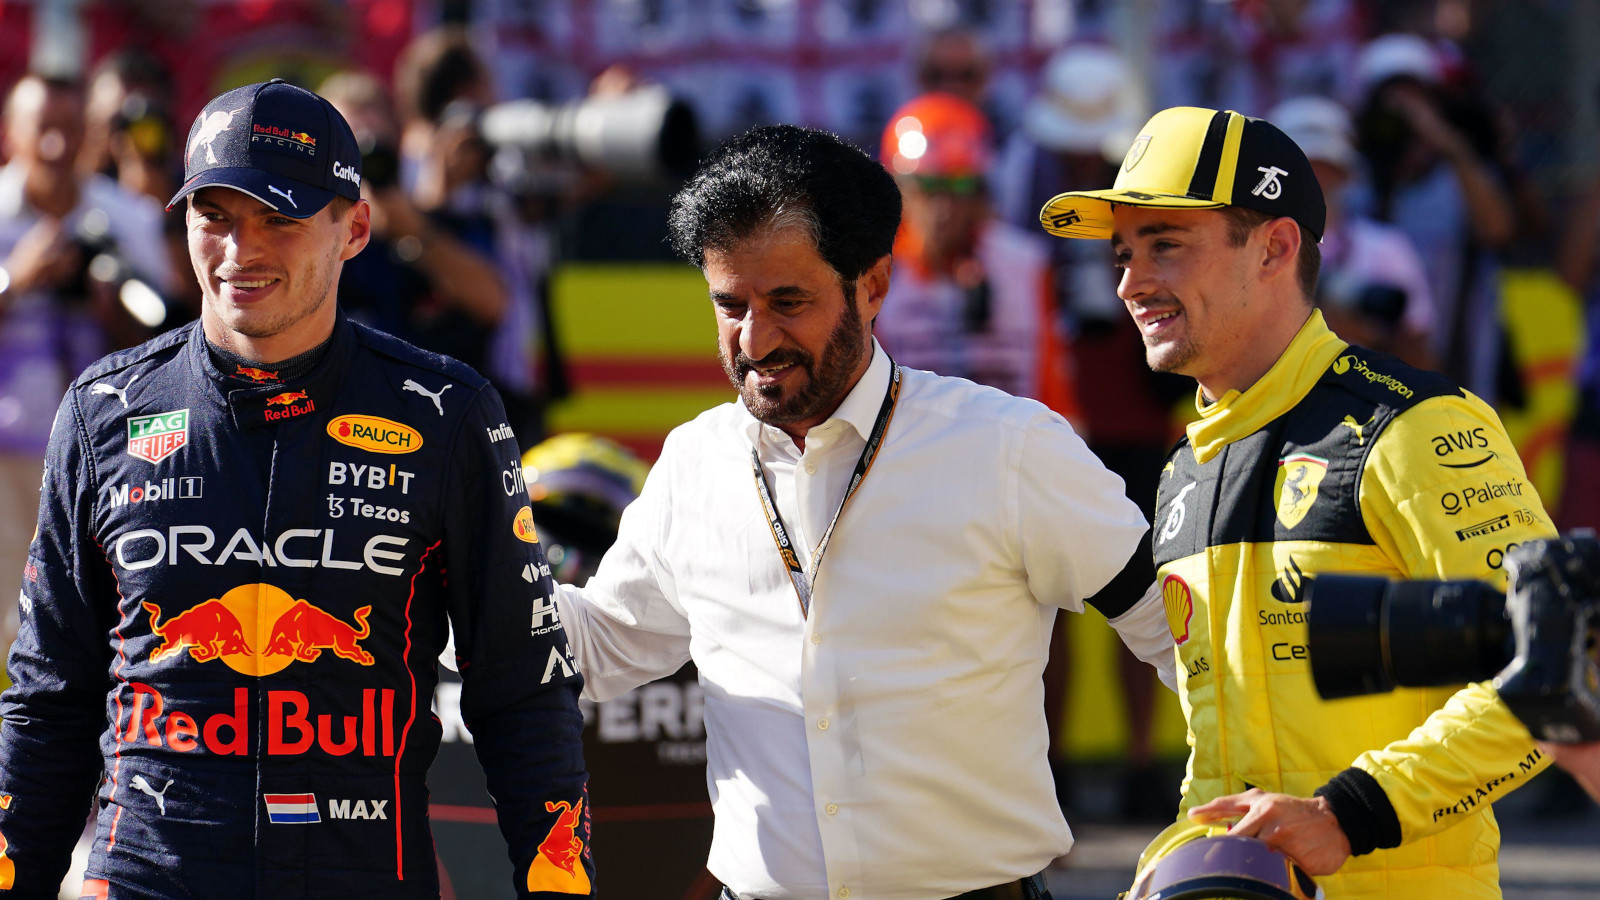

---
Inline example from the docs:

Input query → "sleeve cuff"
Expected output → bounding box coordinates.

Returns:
[1314,767,1402,856]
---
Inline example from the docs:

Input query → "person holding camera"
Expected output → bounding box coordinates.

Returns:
[0,73,173,666]
[1040,106,1556,898]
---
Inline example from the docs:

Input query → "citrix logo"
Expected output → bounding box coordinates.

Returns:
[333,161,360,186]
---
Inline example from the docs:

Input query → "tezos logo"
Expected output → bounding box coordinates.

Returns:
[333,161,361,187]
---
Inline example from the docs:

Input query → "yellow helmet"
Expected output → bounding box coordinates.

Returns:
[519,433,650,583]
[1119,819,1323,900]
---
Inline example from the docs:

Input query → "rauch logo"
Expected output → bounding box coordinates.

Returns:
[326,415,422,455]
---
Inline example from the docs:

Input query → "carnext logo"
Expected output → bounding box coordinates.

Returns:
[333,161,360,186]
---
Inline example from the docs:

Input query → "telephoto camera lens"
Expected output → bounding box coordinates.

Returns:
[1308,575,1513,699]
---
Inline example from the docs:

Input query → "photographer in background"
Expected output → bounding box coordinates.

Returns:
[392,28,549,441]
[0,73,172,662]
[1270,95,1435,369]
[1349,34,1516,405]
[319,71,510,373]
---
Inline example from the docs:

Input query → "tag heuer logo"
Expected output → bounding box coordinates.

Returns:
[127,409,190,464]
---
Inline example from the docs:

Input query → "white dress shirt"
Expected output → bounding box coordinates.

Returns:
[556,341,1169,900]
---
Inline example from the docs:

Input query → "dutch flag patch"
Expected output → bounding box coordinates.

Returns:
[264,793,320,824]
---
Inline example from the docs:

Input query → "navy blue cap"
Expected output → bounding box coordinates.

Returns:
[168,79,363,219]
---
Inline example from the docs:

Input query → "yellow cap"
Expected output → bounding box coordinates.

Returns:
[1040,106,1325,241]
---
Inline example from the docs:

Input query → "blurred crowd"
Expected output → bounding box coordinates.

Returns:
[1,0,1598,825]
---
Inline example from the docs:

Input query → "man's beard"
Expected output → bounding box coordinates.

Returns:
[721,297,866,428]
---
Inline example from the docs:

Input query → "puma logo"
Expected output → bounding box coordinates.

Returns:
[1340,413,1377,446]
[130,775,173,816]
[402,379,452,416]
[267,185,297,209]
[90,373,140,408]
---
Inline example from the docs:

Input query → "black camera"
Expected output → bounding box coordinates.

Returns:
[1307,532,1600,743]
[478,86,701,183]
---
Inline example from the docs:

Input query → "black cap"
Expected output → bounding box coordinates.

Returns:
[168,79,363,219]
[1039,107,1326,241]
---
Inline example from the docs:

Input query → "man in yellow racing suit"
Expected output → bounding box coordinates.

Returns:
[1039,106,1553,898]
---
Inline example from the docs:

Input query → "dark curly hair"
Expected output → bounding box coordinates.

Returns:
[667,124,901,283]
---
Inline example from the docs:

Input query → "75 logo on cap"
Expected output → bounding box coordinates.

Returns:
[128,410,190,464]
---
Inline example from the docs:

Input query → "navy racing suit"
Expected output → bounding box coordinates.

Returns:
[0,315,592,898]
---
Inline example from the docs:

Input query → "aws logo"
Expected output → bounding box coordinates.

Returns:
[1162,574,1193,645]
[327,415,422,455]
[144,584,373,676]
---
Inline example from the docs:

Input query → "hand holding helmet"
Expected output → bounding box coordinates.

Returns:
[1120,818,1324,900]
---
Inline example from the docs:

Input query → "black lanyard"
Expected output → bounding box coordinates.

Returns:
[750,362,901,617]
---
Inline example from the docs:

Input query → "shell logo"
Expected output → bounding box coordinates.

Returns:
[326,415,422,455]
[1162,574,1194,645]
[513,506,539,543]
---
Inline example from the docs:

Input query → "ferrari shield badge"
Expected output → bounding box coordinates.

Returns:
[1274,454,1328,529]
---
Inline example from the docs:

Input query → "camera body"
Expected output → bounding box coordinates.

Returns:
[1308,532,1600,742]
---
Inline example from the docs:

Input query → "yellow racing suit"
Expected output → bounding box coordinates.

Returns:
[1151,311,1555,899]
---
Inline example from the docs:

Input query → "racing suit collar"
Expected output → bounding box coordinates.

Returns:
[1184,309,1347,465]
[187,313,356,430]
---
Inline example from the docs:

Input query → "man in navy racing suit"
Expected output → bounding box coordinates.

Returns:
[0,80,592,899]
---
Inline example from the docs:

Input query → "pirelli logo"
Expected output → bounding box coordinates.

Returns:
[1455,514,1511,542]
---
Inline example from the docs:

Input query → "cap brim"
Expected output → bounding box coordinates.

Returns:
[167,168,336,220]
[1039,188,1226,239]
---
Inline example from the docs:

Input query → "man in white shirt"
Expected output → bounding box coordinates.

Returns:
[554,124,1175,900]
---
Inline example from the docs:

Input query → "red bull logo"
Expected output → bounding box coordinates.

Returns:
[144,584,371,676]
[265,391,309,407]
[252,124,317,147]
[526,798,591,893]
[145,599,251,663]
[236,365,279,383]
[0,794,14,889]
[263,390,315,422]
[264,600,374,665]
[121,682,397,757]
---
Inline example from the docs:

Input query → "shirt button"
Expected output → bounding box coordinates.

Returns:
[838,889,850,899]
[810,633,822,644]
[805,462,816,474]
[818,718,830,731]
[826,803,838,815]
